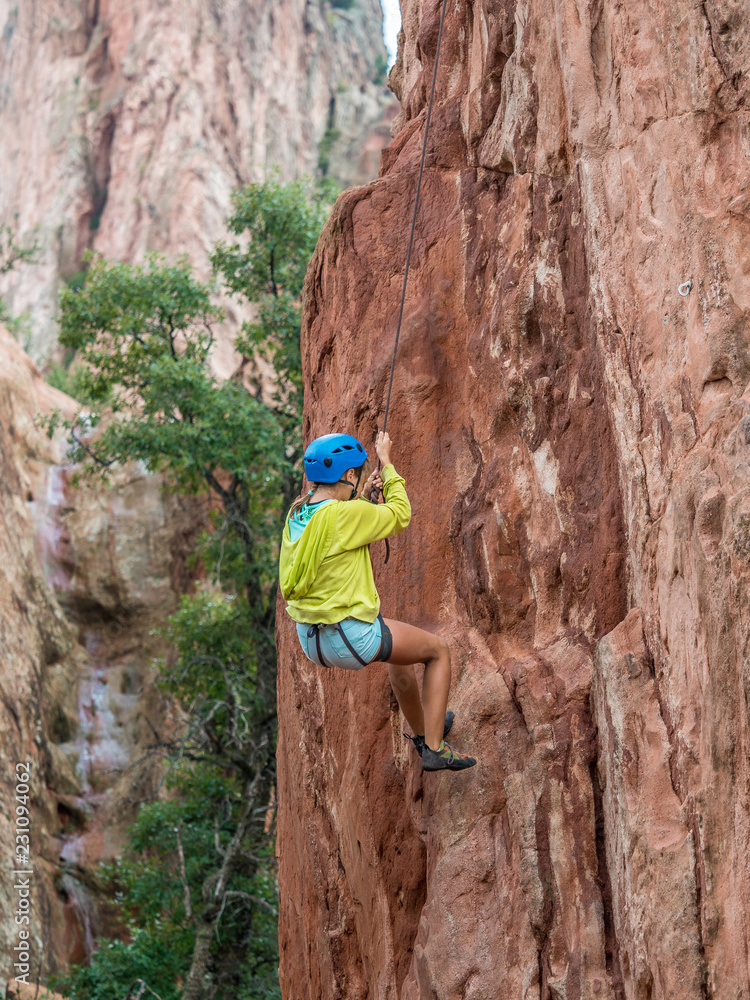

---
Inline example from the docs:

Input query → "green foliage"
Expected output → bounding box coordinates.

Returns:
[330,0,355,9]
[212,179,328,305]
[49,927,188,1000]
[48,764,280,1000]
[79,350,281,492]
[167,592,254,679]
[45,362,81,399]
[65,268,88,291]
[235,292,303,432]
[373,51,388,85]
[212,178,334,466]
[0,297,33,349]
[159,591,264,724]
[0,223,39,275]
[50,250,287,617]
[0,224,40,351]
[44,348,104,404]
[46,178,332,1000]
[317,125,341,178]
[58,251,221,379]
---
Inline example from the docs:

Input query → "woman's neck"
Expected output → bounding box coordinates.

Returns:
[310,483,351,503]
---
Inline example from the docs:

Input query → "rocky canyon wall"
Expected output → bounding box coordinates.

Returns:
[0,324,199,981]
[277,0,750,998]
[0,0,392,363]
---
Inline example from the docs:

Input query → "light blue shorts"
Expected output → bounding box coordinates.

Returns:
[296,616,391,670]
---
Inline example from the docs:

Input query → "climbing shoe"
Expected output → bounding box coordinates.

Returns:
[421,739,477,772]
[404,710,454,757]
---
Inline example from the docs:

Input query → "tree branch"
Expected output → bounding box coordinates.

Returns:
[123,980,165,1000]
[167,316,178,359]
[269,245,278,298]
[222,889,278,917]
[214,814,226,858]
[175,821,193,922]
[71,425,115,468]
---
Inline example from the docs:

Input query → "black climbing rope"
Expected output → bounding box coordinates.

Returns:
[373,0,450,563]
[381,0,450,436]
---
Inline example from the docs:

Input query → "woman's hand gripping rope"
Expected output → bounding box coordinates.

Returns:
[369,430,394,561]
[362,469,383,502]
[368,431,392,505]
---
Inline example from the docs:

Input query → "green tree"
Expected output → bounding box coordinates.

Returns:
[50,761,280,1000]
[54,251,284,634]
[211,177,332,506]
[0,223,40,349]
[46,178,334,999]
[0,223,39,274]
[49,250,282,997]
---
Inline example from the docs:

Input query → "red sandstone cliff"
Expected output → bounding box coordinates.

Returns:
[277,0,750,997]
[0,0,392,363]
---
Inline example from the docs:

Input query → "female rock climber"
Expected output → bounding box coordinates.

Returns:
[279,430,476,772]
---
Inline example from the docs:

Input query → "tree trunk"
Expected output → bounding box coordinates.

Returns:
[181,924,216,1000]
[186,472,278,997]
[181,773,262,1000]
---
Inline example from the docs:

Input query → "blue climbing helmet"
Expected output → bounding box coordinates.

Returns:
[304,433,367,484]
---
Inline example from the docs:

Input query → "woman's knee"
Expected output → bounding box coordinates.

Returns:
[430,633,449,662]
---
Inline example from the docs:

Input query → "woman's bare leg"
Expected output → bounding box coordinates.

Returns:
[388,662,424,737]
[382,619,450,751]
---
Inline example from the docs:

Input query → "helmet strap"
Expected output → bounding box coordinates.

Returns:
[336,467,364,501]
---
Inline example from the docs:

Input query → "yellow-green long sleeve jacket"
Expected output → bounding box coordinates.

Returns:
[279,464,411,624]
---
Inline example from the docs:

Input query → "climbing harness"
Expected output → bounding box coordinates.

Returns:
[306,614,393,668]
[373,0,451,563]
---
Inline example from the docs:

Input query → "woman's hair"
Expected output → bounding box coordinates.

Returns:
[287,459,372,520]
[288,490,315,520]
